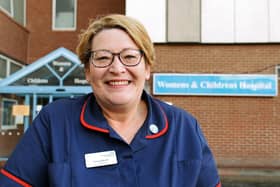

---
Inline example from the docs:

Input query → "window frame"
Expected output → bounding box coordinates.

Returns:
[0,0,26,26]
[0,0,13,16]
[52,0,77,31]
[13,0,26,26]
[1,98,18,130]
[9,60,24,75]
[0,55,8,80]
[0,54,24,79]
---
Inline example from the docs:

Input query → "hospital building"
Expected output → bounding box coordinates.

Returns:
[0,0,280,185]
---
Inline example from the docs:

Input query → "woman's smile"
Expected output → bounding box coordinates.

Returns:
[106,80,131,87]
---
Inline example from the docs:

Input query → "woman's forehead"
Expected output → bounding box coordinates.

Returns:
[91,28,137,50]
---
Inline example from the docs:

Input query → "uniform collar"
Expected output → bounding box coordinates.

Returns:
[80,91,168,139]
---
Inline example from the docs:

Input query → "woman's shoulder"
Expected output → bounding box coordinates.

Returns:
[35,94,91,120]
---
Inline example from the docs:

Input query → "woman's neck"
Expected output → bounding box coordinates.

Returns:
[100,100,148,144]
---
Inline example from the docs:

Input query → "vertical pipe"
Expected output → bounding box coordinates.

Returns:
[23,95,30,132]
[32,93,37,120]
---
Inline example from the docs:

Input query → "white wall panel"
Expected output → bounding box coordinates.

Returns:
[168,0,200,42]
[125,0,166,43]
[269,0,280,42]
[235,0,268,43]
[201,0,234,43]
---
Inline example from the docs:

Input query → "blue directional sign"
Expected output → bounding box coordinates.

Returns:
[153,74,278,96]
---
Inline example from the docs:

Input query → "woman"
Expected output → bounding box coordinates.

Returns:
[0,14,221,187]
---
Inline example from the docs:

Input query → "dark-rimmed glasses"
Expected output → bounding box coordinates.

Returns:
[90,48,143,68]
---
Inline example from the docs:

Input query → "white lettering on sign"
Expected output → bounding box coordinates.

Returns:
[157,81,189,88]
[74,78,88,85]
[239,81,272,91]
[53,61,72,67]
[200,81,238,89]
[27,78,48,84]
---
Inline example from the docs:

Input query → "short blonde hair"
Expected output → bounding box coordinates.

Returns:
[76,14,155,69]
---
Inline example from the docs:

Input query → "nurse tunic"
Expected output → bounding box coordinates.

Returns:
[0,92,221,187]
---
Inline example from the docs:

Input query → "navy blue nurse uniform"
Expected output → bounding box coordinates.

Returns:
[0,92,221,187]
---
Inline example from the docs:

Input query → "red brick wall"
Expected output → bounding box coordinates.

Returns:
[154,44,280,168]
[0,11,29,63]
[26,0,125,63]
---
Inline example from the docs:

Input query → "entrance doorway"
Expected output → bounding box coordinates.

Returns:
[0,47,91,161]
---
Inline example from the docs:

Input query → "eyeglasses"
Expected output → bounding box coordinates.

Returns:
[90,48,143,68]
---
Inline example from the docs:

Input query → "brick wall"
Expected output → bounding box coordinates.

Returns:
[154,44,280,168]
[0,11,29,63]
[26,0,125,63]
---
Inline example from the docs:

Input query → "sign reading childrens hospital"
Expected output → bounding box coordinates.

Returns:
[153,74,278,96]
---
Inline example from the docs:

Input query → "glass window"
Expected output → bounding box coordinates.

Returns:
[10,61,22,75]
[12,66,60,86]
[0,55,24,79]
[1,99,17,130]
[0,0,25,25]
[0,56,7,80]
[63,65,88,86]
[53,0,76,30]
[13,0,25,25]
[0,0,11,15]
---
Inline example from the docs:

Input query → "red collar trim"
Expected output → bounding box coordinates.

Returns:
[80,96,109,133]
[145,103,168,139]
[80,94,168,139]
[1,168,31,187]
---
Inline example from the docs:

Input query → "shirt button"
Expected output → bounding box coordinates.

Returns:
[149,124,159,134]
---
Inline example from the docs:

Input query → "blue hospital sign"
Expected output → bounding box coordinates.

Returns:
[153,74,278,96]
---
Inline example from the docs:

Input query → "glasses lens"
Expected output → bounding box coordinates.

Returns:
[92,50,112,67]
[120,49,142,66]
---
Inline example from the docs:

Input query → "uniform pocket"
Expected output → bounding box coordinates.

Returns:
[48,162,71,187]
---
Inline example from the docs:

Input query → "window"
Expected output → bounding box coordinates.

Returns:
[0,56,7,80]
[0,54,24,79]
[1,98,17,130]
[0,0,11,15]
[10,61,23,74]
[52,0,77,30]
[13,0,25,25]
[0,0,25,26]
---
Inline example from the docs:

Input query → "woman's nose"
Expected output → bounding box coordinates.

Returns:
[108,55,126,73]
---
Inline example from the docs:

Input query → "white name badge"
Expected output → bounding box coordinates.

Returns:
[85,150,118,168]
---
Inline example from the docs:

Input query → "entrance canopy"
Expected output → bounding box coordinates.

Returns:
[0,47,91,95]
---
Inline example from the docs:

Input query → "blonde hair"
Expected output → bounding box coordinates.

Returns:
[76,14,155,69]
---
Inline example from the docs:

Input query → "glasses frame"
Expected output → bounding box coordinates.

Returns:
[89,48,143,68]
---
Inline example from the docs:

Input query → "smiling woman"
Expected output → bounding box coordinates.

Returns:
[83,28,150,123]
[0,14,221,187]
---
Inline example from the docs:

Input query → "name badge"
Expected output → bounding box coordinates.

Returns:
[85,150,118,168]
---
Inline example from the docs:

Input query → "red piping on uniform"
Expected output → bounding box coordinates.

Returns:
[145,103,168,139]
[80,96,110,133]
[0,168,31,187]
[81,95,168,138]
[216,182,222,187]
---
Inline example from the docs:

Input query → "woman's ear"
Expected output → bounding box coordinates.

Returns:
[84,68,91,83]
[145,64,151,80]
[145,73,150,80]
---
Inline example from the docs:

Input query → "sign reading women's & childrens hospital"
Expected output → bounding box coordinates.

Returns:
[153,74,278,97]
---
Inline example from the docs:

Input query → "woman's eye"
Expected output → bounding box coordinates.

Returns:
[124,55,137,59]
[95,56,110,61]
